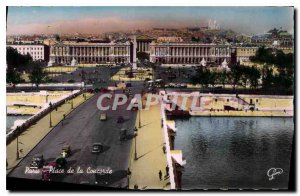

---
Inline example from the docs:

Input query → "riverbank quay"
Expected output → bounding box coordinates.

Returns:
[128,102,171,190]
[6,91,76,115]
[162,91,293,117]
[6,92,93,174]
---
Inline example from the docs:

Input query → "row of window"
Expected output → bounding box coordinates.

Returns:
[17,47,43,51]
[20,51,43,59]
[239,49,257,52]
[20,51,43,55]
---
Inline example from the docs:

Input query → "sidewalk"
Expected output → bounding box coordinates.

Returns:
[6,93,93,174]
[128,103,170,190]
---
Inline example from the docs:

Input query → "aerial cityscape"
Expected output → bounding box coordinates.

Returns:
[6,6,294,190]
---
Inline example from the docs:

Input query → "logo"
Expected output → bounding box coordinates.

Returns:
[267,168,283,181]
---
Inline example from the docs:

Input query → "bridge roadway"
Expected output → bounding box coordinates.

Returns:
[8,82,144,188]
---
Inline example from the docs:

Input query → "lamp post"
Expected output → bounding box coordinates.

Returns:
[71,95,74,109]
[84,87,87,100]
[49,102,52,127]
[16,126,20,160]
[134,128,138,160]
[138,108,141,128]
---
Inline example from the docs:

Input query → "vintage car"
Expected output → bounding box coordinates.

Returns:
[119,128,128,141]
[92,143,103,153]
[61,145,71,158]
[41,161,57,181]
[55,157,67,169]
[100,113,107,121]
[30,154,45,169]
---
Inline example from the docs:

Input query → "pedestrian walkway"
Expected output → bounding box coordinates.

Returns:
[6,93,93,174]
[128,103,170,190]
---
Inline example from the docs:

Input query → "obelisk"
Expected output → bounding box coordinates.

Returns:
[132,36,137,70]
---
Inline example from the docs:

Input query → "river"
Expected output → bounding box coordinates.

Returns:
[175,117,294,190]
[6,115,32,133]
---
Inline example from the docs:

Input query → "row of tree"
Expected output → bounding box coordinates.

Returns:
[6,47,47,86]
[190,46,294,94]
[190,64,261,90]
[250,47,294,92]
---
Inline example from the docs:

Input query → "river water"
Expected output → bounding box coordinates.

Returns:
[6,115,32,133]
[175,117,294,190]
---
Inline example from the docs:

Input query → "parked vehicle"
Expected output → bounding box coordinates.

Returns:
[42,161,57,181]
[30,154,45,169]
[61,145,71,158]
[180,83,187,88]
[92,143,103,153]
[147,80,154,87]
[119,128,128,141]
[155,79,164,88]
[55,157,67,169]
[100,113,107,121]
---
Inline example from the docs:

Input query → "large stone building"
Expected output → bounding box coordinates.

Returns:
[157,36,183,43]
[135,34,156,54]
[235,45,294,63]
[7,44,50,62]
[149,42,231,65]
[49,41,131,65]
[236,47,258,63]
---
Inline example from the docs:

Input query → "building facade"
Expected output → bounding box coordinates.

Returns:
[7,44,49,62]
[157,37,183,42]
[236,47,258,63]
[149,42,231,65]
[136,35,156,54]
[49,41,131,65]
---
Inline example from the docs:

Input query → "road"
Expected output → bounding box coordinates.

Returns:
[53,66,121,89]
[8,81,144,188]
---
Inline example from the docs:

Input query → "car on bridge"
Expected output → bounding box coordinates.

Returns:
[30,154,45,169]
[92,143,103,153]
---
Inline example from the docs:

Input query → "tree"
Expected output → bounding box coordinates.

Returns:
[29,62,47,87]
[250,46,294,92]
[247,66,261,89]
[229,63,243,90]
[6,68,21,85]
[216,71,228,88]
[190,66,213,88]
[6,47,32,71]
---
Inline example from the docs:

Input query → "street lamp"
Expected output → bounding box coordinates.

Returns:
[16,126,20,160]
[134,128,138,160]
[49,102,53,127]
[138,108,141,128]
[71,95,74,109]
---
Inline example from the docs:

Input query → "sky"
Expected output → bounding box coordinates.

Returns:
[6,6,294,35]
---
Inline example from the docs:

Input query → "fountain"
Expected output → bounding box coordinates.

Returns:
[71,58,77,66]
[221,59,230,71]
[200,58,206,67]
